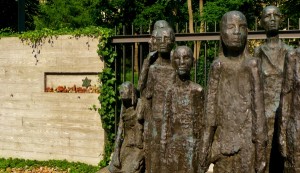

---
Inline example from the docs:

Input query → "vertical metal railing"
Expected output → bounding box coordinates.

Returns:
[114,19,300,84]
[112,19,300,135]
[122,25,126,83]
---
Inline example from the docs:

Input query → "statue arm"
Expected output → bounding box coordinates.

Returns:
[198,61,221,172]
[278,51,295,158]
[193,88,206,173]
[136,99,143,121]
[145,67,154,99]
[137,51,157,93]
[161,88,172,158]
[136,99,144,148]
[194,87,205,138]
[253,47,261,58]
[111,106,124,168]
[248,58,267,173]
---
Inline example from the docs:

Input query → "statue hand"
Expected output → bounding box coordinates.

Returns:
[112,152,121,168]
[279,138,287,158]
[282,147,287,158]
[197,167,206,173]
[160,142,166,155]
[255,161,266,173]
[279,143,287,158]
[133,162,140,170]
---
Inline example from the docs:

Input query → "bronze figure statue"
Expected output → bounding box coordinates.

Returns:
[107,82,144,173]
[278,48,300,173]
[137,20,171,93]
[254,6,293,172]
[199,11,267,173]
[160,46,204,173]
[137,20,176,173]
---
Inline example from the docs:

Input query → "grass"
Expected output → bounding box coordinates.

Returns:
[0,158,99,173]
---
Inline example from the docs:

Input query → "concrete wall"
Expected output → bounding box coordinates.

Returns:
[0,36,104,165]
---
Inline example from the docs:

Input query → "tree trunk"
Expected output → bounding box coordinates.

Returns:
[188,0,197,60]
[196,0,204,60]
[187,0,194,33]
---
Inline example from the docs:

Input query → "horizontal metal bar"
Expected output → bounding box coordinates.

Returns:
[112,30,300,43]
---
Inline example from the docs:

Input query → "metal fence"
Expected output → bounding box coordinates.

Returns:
[112,20,300,85]
[110,19,300,133]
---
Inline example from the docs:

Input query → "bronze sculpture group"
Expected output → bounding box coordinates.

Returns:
[99,5,300,173]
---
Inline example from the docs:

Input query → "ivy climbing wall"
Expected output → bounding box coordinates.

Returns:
[0,36,104,165]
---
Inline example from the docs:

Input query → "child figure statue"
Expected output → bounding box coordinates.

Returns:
[107,82,144,173]
[278,48,300,173]
[160,46,205,173]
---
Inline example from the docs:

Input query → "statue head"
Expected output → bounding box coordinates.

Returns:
[119,81,137,107]
[261,5,282,34]
[172,46,193,78]
[148,20,175,53]
[220,11,248,52]
[153,20,170,30]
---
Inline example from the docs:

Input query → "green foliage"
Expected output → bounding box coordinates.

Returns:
[18,26,105,65]
[125,71,139,87]
[34,0,100,30]
[133,0,189,32]
[195,41,218,87]
[133,3,166,29]
[280,0,300,30]
[0,157,99,173]
[18,26,103,44]
[0,28,18,38]
[202,0,264,30]
[97,28,118,167]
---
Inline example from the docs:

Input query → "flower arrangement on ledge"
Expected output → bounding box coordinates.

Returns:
[45,85,99,93]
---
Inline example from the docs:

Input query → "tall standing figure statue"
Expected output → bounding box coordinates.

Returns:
[254,5,293,172]
[199,11,267,173]
[278,48,300,173]
[137,20,175,173]
[160,46,205,173]
[107,82,144,173]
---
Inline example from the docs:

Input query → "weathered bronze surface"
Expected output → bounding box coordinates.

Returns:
[137,20,176,173]
[278,48,300,173]
[200,11,267,173]
[107,82,144,173]
[97,11,300,172]
[160,46,204,173]
[254,6,293,173]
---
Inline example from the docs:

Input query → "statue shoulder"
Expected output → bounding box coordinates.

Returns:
[296,47,300,55]
[208,58,223,79]
[282,41,294,52]
[190,82,204,93]
[211,58,223,71]
[254,46,262,57]
[286,48,298,62]
[245,56,260,69]
[148,64,156,73]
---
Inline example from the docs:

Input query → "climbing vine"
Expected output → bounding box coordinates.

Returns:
[5,27,117,168]
[18,27,104,65]
[97,28,117,168]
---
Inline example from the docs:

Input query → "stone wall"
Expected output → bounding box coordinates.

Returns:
[0,36,104,166]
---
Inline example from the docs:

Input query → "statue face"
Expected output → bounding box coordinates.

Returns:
[119,84,131,100]
[172,46,193,76]
[221,12,247,50]
[261,6,282,33]
[148,27,174,53]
